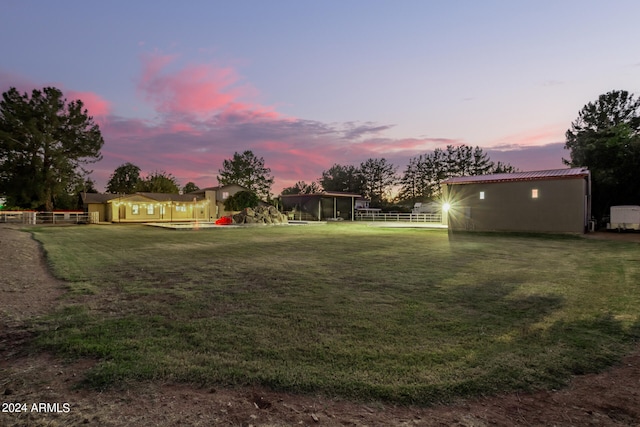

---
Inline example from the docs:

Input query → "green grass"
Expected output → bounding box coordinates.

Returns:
[29,224,640,404]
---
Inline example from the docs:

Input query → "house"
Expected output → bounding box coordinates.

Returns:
[107,193,209,223]
[81,193,114,222]
[187,184,248,221]
[281,192,364,221]
[81,184,248,223]
[442,167,591,233]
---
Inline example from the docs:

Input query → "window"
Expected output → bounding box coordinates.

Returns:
[132,204,139,215]
[531,189,539,199]
[176,205,186,212]
[479,191,485,200]
[222,191,229,200]
[160,205,166,215]
[147,204,154,215]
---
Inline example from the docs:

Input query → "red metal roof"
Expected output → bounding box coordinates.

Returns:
[281,191,364,198]
[442,167,589,185]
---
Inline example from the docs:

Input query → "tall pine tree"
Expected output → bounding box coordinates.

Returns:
[0,87,103,210]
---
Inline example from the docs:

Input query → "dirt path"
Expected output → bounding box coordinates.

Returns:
[1,224,639,426]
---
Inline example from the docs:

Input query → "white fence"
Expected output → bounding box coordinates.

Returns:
[0,211,98,224]
[356,212,442,223]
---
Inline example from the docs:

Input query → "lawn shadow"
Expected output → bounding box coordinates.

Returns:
[447,280,565,331]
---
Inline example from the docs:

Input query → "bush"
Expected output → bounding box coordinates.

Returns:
[224,190,260,211]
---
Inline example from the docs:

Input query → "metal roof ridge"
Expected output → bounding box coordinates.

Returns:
[442,167,589,185]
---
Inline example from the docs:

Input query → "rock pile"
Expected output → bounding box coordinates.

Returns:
[232,206,288,224]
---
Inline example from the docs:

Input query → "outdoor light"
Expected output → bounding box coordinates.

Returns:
[442,202,451,212]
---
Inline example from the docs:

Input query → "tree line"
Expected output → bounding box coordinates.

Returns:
[105,162,198,195]
[283,145,517,207]
[1,86,638,219]
[111,144,517,209]
[105,150,274,198]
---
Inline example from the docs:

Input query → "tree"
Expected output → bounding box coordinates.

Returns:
[217,150,274,199]
[319,164,364,194]
[0,87,104,210]
[398,154,438,204]
[360,158,398,207]
[182,182,200,194]
[106,162,141,194]
[492,161,517,174]
[224,190,260,211]
[136,171,180,193]
[52,176,98,210]
[281,181,320,195]
[80,177,98,193]
[564,90,640,220]
[398,145,517,204]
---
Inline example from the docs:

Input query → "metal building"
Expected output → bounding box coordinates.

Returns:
[443,168,591,233]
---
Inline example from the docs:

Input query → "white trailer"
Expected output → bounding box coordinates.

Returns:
[608,205,640,230]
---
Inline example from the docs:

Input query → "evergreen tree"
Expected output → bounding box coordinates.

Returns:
[281,181,320,195]
[360,158,398,207]
[319,164,364,194]
[0,87,103,210]
[564,90,640,219]
[398,145,516,203]
[217,150,274,199]
[224,190,260,211]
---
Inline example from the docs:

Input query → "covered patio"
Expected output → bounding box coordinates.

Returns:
[281,192,364,221]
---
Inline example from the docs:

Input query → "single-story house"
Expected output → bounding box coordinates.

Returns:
[442,167,591,233]
[281,192,365,221]
[107,192,208,223]
[82,193,116,222]
[82,184,248,223]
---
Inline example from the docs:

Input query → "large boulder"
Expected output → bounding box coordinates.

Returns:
[231,206,288,225]
[232,212,245,224]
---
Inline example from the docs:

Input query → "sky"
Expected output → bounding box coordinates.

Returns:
[1,1,639,194]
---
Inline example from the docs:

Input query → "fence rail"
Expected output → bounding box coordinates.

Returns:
[356,212,442,223]
[0,211,98,224]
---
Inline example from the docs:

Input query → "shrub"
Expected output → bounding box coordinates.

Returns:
[224,190,260,211]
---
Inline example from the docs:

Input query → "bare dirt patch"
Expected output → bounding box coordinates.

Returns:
[1,224,639,426]
[583,230,640,243]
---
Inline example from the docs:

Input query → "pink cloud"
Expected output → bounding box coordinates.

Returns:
[138,53,236,115]
[349,137,462,155]
[216,103,280,124]
[168,121,200,134]
[488,125,566,148]
[139,53,176,84]
[137,53,278,121]
[1,73,111,121]
[0,70,37,93]
[67,90,111,119]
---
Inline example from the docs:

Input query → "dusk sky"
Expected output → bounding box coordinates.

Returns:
[2,1,639,194]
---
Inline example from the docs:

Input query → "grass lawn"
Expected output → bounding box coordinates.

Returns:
[29,224,640,405]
